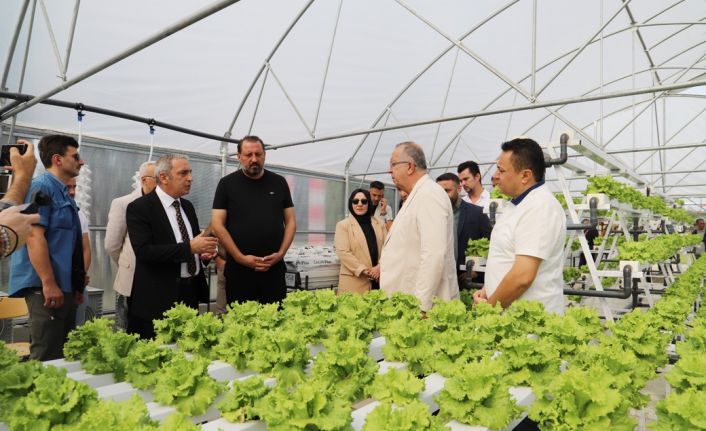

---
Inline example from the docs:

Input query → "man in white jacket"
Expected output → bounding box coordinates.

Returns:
[380,142,459,313]
[105,161,156,330]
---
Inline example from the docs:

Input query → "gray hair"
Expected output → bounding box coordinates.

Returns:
[396,141,427,171]
[138,161,156,177]
[155,154,188,179]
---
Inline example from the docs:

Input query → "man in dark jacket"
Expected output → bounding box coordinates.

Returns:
[436,173,491,288]
[126,154,218,339]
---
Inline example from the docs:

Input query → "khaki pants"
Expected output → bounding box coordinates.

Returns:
[214,266,227,315]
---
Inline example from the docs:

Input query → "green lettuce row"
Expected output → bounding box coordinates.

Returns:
[217,376,270,423]
[311,338,379,402]
[153,303,198,345]
[435,358,521,430]
[368,368,425,405]
[617,233,702,263]
[153,354,225,417]
[63,318,139,381]
[465,238,490,258]
[362,400,449,431]
[585,176,693,223]
[252,378,354,431]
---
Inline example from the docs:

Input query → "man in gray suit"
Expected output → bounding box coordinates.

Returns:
[105,161,156,330]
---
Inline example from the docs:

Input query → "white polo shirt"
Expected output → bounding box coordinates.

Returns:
[484,181,566,315]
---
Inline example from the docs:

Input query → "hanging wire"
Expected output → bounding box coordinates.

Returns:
[147,120,156,161]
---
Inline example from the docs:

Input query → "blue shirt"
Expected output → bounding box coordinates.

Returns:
[9,172,80,295]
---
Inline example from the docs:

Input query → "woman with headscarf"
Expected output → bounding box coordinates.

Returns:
[334,189,386,294]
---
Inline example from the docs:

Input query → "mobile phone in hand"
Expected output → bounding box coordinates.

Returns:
[0,143,28,166]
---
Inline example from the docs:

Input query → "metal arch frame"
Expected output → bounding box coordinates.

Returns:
[223,0,316,138]
[0,0,243,121]
[518,67,699,149]
[0,0,702,198]
[341,0,522,181]
[6,0,37,142]
[268,79,706,149]
[432,2,701,168]
[225,0,702,198]
[0,0,30,95]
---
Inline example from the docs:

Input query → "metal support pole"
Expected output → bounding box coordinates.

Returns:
[219,136,229,177]
[38,0,65,76]
[270,78,706,150]
[550,143,612,321]
[1,0,30,94]
[312,0,343,135]
[248,66,270,135]
[344,166,350,216]
[0,0,242,121]
[7,0,37,144]
[531,0,537,100]
[61,0,81,80]
[534,0,633,99]
[225,0,316,134]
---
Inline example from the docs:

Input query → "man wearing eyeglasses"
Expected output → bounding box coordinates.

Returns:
[380,141,459,313]
[105,161,156,331]
[9,134,86,360]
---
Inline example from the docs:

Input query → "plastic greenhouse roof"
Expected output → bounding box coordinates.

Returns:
[1,0,705,210]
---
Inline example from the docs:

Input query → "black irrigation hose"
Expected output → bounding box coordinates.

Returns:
[0,91,248,147]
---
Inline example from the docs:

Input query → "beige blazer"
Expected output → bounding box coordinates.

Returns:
[379,174,459,311]
[105,189,142,297]
[334,215,386,294]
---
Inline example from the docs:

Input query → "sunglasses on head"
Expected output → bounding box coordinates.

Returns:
[352,198,368,205]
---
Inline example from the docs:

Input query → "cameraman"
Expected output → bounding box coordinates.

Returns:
[0,140,39,257]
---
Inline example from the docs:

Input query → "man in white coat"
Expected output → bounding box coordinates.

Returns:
[380,142,459,313]
[105,161,156,330]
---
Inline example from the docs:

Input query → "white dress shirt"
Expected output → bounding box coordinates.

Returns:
[155,186,199,277]
[462,188,490,213]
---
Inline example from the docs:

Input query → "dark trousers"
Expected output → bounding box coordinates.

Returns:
[127,277,200,340]
[225,261,286,305]
[23,287,77,361]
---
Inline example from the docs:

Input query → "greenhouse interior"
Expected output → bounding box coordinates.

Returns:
[1,0,706,430]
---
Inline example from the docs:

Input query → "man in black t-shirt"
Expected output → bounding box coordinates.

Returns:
[211,136,296,304]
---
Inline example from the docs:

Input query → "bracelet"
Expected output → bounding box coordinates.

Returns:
[0,224,19,257]
[0,226,10,257]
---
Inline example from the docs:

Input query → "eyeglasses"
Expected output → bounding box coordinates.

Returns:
[352,199,368,205]
[389,160,410,169]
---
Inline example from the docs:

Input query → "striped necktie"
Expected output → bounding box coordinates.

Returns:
[172,200,196,276]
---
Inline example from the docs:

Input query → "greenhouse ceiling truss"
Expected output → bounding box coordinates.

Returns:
[1,0,705,210]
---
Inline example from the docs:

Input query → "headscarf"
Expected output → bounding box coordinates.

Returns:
[348,189,379,287]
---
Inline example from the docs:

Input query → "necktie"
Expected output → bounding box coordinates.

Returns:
[172,200,196,275]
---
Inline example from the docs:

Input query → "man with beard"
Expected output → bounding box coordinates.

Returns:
[436,172,491,288]
[211,136,296,304]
